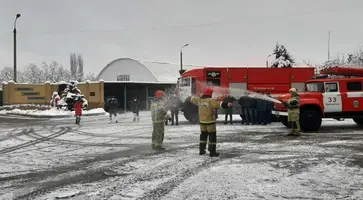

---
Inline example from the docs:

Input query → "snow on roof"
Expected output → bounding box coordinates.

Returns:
[137,60,202,82]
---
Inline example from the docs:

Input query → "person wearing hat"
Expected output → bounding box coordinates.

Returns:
[150,90,169,150]
[282,88,301,136]
[190,87,233,157]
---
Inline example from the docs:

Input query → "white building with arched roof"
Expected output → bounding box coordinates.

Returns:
[97,58,201,83]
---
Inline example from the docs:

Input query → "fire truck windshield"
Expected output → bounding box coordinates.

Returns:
[305,82,324,92]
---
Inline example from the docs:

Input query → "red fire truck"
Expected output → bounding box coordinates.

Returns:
[177,67,315,123]
[274,66,363,131]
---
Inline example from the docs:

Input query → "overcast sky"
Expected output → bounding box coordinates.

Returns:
[0,0,362,74]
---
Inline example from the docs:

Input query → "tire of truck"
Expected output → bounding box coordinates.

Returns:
[279,116,288,127]
[352,117,363,125]
[300,109,322,131]
[183,97,199,124]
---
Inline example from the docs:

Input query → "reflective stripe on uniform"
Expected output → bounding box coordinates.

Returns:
[200,121,216,124]
[152,120,165,124]
[208,142,216,145]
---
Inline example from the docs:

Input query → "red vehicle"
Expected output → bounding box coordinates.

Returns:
[275,66,363,131]
[177,67,315,123]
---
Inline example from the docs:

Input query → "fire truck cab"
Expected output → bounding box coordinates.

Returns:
[275,66,363,131]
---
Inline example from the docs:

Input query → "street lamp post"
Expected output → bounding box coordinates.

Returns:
[266,54,272,68]
[13,13,21,82]
[179,44,189,75]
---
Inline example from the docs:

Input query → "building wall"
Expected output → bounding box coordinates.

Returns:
[98,58,159,82]
[1,81,105,109]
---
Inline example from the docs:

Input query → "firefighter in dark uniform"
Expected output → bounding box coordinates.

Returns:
[282,88,301,136]
[223,93,236,124]
[151,90,170,150]
[190,87,232,157]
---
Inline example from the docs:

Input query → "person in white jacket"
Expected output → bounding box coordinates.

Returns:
[50,92,60,108]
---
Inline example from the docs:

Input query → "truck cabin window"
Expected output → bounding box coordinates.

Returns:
[207,79,220,86]
[305,82,324,92]
[180,78,190,87]
[325,82,338,92]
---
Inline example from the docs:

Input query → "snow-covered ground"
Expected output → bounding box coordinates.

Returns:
[0,107,106,117]
[0,112,362,200]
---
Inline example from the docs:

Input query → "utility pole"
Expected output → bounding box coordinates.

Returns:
[13,13,21,82]
[266,54,272,68]
[179,44,189,75]
[328,30,331,61]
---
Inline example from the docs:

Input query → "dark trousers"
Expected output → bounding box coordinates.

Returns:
[240,109,245,124]
[265,110,272,123]
[200,132,217,153]
[75,115,81,124]
[224,108,233,124]
[257,110,268,125]
[243,108,256,124]
[171,110,179,125]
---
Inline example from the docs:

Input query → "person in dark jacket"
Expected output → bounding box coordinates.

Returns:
[224,93,236,124]
[129,97,141,121]
[265,92,274,124]
[240,92,253,125]
[106,97,119,123]
[168,94,182,125]
[256,92,265,125]
[238,96,245,124]
[250,95,257,125]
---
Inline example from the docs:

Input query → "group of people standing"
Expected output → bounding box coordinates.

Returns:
[222,92,274,125]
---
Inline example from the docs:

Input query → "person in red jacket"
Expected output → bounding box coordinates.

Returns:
[74,96,83,125]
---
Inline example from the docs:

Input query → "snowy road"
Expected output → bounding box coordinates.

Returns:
[0,112,363,200]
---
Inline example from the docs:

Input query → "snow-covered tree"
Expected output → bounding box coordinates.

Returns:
[77,54,84,82]
[271,43,295,68]
[41,61,71,82]
[0,67,24,83]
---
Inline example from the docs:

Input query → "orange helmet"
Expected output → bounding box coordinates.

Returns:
[202,87,214,96]
[155,90,165,99]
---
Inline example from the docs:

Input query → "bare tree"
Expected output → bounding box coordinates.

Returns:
[84,72,98,81]
[77,54,84,82]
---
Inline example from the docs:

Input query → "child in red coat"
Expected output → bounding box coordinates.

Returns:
[74,97,83,125]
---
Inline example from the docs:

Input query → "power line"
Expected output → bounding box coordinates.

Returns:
[0,5,359,38]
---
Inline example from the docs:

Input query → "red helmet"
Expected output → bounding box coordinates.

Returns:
[155,90,165,99]
[202,87,214,96]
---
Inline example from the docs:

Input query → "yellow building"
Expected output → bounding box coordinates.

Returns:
[1,81,104,109]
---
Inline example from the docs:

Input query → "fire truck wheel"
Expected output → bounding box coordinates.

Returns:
[300,109,322,131]
[353,117,363,125]
[183,98,199,124]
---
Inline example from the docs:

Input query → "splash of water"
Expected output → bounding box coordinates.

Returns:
[201,83,282,104]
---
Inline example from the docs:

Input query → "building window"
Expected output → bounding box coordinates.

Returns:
[117,75,130,81]
[347,81,362,91]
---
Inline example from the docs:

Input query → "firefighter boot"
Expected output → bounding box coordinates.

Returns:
[287,121,298,136]
[208,133,220,157]
[292,122,301,136]
[199,132,208,155]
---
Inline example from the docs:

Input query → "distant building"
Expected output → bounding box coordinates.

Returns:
[97,58,200,83]
[97,58,201,111]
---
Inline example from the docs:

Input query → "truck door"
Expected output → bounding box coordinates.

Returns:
[323,82,342,113]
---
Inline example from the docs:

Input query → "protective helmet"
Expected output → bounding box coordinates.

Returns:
[202,87,214,96]
[155,90,165,99]
[289,88,297,93]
